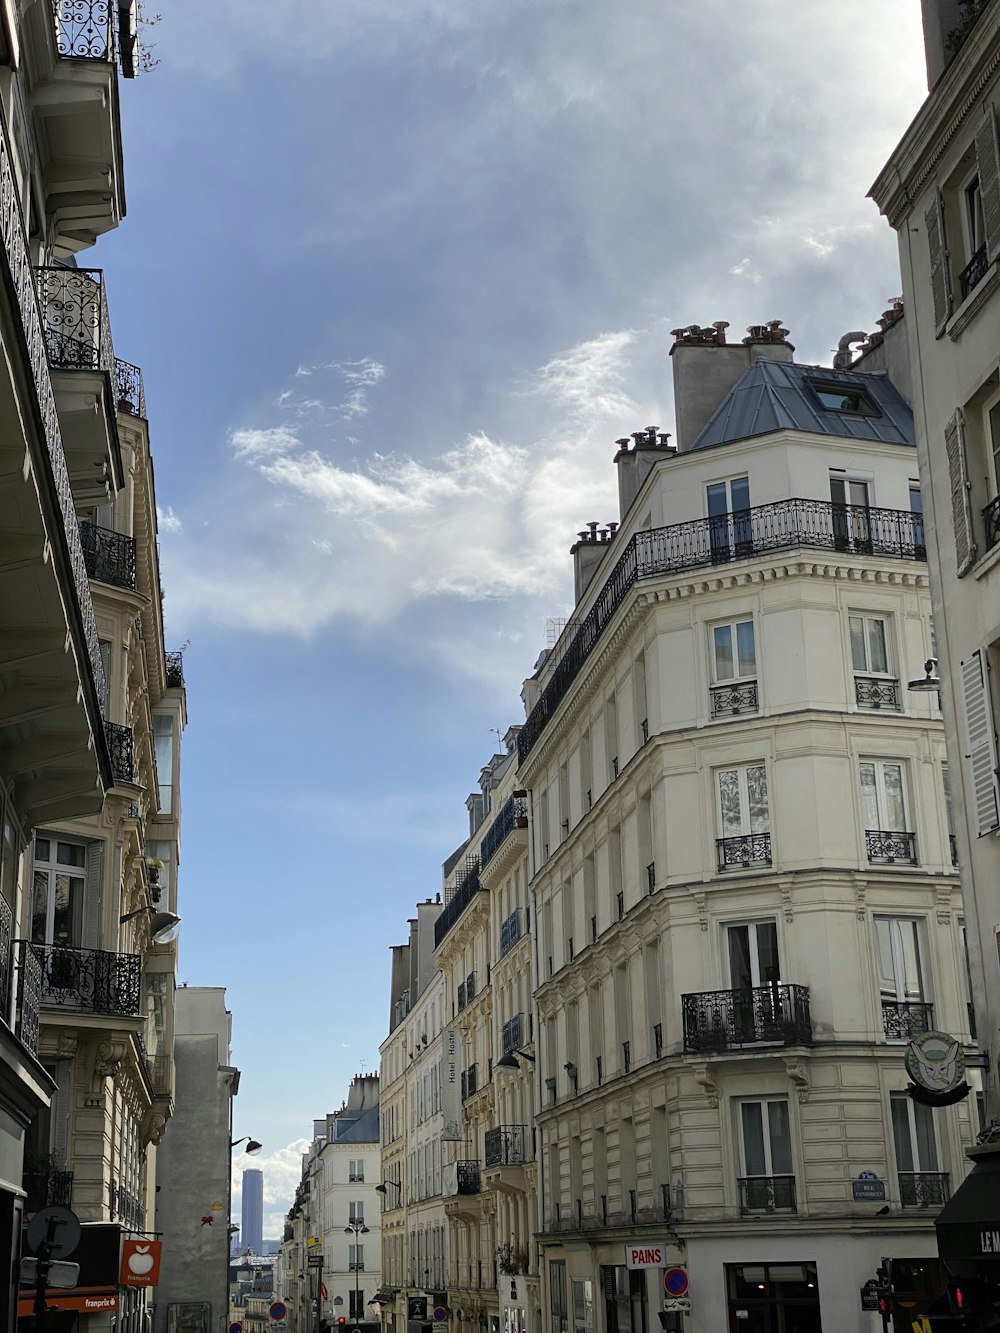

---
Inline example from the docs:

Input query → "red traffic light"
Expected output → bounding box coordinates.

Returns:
[339,1319,346,1325]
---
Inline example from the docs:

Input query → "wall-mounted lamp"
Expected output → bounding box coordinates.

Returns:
[119,905,181,944]
[375,1180,402,1197]
[907,658,941,692]
[231,1136,263,1155]
[495,1048,536,1072]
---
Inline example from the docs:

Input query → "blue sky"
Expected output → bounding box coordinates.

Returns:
[96,1,928,1235]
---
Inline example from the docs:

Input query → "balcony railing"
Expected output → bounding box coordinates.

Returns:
[37,265,114,373]
[484,1125,528,1167]
[104,721,134,784]
[15,944,41,1057]
[21,942,141,1017]
[502,1012,523,1055]
[710,680,759,717]
[457,982,466,1012]
[716,832,771,872]
[461,1064,478,1100]
[113,1180,144,1231]
[518,498,926,763]
[0,896,12,1030]
[480,793,528,870]
[899,1171,950,1208]
[79,521,137,590]
[500,908,522,958]
[165,651,185,688]
[985,495,1000,554]
[854,676,901,710]
[466,971,476,1003]
[456,1161,481,1195]
[960,243,989,300]
[738,1175,796,1215]
[866,829,917,865]
[682,984,812,1052]
[950,834,959,867]
[23,1153,73,1212]
[435,855,482,948]
[882,999,934,1041]
[114,358,145,416]
[0,109,107,710]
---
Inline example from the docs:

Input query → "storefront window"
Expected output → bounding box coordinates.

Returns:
[601,1267,647,1333]
[726,1263,821,1333]
[550,1261,568,1333]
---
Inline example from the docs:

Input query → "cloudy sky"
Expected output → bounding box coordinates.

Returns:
[99,1,928,1238]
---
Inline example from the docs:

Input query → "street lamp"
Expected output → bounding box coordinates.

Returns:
[231,1136,263,1155]
[375,1180,402,1203]
[907,658,941,692]
[118,905,182,943]
[495,1049,536,1071]
[345,1220,370,1326]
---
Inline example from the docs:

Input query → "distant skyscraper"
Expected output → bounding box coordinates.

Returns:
[242,1169,264,1255]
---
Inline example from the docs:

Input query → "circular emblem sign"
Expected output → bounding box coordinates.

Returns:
[434,1308,448,1323]
[905,1030,965,1094]
[664,1268,688,1297]
[270,1302,287,1322]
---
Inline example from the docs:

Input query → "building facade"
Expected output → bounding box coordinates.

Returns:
[243,1167,265,1255]
[516,322,974,1333]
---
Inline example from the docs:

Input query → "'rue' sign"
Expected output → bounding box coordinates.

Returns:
[625,1243,669,1269]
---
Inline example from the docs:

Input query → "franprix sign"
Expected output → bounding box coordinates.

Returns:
[17,1222,121,1317]
[120,1238,163,1287]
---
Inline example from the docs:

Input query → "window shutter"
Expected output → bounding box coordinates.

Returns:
[945,409,977,575]
[925,190,953,335]
[51,1059,73,1166]
[976,105,1000,262]
[83,841,104,950]
[960,649,1000,836]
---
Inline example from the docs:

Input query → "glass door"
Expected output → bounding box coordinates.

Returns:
[31,838,85,995]
[707,477,751,564]
[830,475,871,553]
[728,922,780,1042]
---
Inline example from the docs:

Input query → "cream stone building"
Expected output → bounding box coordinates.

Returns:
[870,0,1000,1288]
[517,322,975,1333]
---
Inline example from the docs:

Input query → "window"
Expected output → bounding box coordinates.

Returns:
[983,393,1000,552]
[727,921,780,989]
[601,1267,647,1333]
[960,649,1000,834]
[715,763,771,870]
[943,765,958,867]
[891,1092,947,1206]
[810,381,879,416]
[737,1099,795,1213]
[31,838,86,948]
[707,476,751,564]
[551,1261,569,1333]
[349,1159,364,1182]
[910,481,926,557]
[350,1290,366,1319]
[830,473,872,553]
[349,1244,364,1271]
[710,618,758,716]
[860,761,915,863]
[153,714,175,814]
[875,916,931,1040]
[349,1201,364,1223]
[850,613,899,710]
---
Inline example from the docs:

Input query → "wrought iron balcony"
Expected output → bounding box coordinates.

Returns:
[865,829,917,865]
[716,832,771,872]
[15,944,41,1057]
[435,855,482,948]
[0,896,12,1032]
[37,266,114,373]
[23,1153,73,1212]
[682,984,812,1052]
[79,520,137,590]
[466,971,476,1002]
[710,680,759,717]
[485,1125,528,1167]
[113,1180,144,1231]
[985,495,1000,554]
[950,834,959,867]
[499,908,522,957]
[461,1063,478,1100]
[113,358,146,416]
[502,1012,523,1054]
[52,0,138,76]
[20,941,141,1017]
[165,651,185,688]
[960,243,989,300]
[738,1175,796,1215]
[899,1171,949,1208]
[653,1022,663,1058]
[518,498,927,763]
[104,721,134,784]
[456,1161,481,1195]
[854,676,901,710]
[480,793,528,870]
[882,999,934,1041]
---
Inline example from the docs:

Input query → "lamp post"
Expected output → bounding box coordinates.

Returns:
[230,1137,263,1155]
[345,1220,370,1327]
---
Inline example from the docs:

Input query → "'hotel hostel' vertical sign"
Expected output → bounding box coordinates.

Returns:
[442,1028,462,1140]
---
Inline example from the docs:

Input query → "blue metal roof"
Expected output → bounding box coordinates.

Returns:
[688,359,915,451]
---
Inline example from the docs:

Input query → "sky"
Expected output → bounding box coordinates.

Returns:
[95,1,930,1239]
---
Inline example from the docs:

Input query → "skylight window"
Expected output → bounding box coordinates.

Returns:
[809,381,880,417]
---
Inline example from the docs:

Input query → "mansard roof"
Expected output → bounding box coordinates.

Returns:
[688,358,915,452]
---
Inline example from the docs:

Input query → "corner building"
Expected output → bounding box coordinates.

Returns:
[519,324,974,1333]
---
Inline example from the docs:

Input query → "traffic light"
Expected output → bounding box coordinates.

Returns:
[875,1265,893,1327]
[339,1319,346,1327]
[949,1284,966,1315]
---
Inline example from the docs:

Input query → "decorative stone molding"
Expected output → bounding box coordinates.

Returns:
[141,1108,166,1146]
[692,892,709,932]
[92,1039,126,1090]
[936,884,954,924]
[691,1063,719,1108]
[57,1033,79,1059]
[784,1057,810,1104]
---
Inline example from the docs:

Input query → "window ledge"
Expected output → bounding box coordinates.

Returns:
[973,535,1000,581]
[946,258,1000,340]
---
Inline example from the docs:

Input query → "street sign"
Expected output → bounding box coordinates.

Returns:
[26,1206,81,1259]
[663,1298,691,1314]
[852,1171,887,1202]
[663,1269,689,1298]
[19,1258,79,1288]
[308,1254,324,1268]
[627,1243,669,1269]
[230,1324,243,1333]
[270,1302,287,1322]
[860,1281,880,1312]
[433,1306,448,1322]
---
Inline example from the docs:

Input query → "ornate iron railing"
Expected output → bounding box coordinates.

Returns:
[103,720,134,784]
[456,1161,480,1194]
[466,970,476,1002]
[480,793,528,869]
[0,105,107,711]
[16,943,41,1056]
[950,834,959,867]
[164,651,185,688]
[716,832,772,872]
[984,495,1000,553]
[485,1124,528,1167]
[499,908,521,957]
[960,244,989,300]
[0,896,12,1029]
[899,1171,949,1208]
[710,680,759,717]
[738,1175,796,1214]
[461,1064,478,1100]
[21,941,141,1016]
[79,520,136,590]
[113,1180,145,1231]
[435,855,482,947]
[54,0,112,59]
[457,981,466,1012]
[37,265,114,372]
[682,984,812,1052]
[882,999,934,1041]
[113,358,146,416]
[854,676,900,710]
[23,1153,73,1212]
[518,498,926,763]
[502,1012,523,1054]
[866,829,917,865]
[653,1022,663,1058]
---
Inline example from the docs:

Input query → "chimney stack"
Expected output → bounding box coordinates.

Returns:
[670,320,794,451]
[571,521,617,603]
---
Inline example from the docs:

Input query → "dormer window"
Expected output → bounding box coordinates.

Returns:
[809,381,880,417]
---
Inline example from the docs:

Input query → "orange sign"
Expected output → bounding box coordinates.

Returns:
[17,1291,118,1317]
[119,1238,163,1287]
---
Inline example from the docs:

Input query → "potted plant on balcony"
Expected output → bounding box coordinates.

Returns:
[496,1242,528,1276]
[144,856,164,886]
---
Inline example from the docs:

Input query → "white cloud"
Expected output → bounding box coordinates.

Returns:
[229,426,301,462]
[157,505,183,533]
[232,1138,310,1244]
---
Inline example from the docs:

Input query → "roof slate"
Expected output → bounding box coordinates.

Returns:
[688,359,915,451]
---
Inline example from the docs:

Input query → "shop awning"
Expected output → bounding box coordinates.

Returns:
[936,1149,1000,1265]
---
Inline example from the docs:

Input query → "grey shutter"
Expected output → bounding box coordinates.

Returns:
[51,1059,72,1166]
[82,840,103,950]
[926,190,953,335]
[961,649,1000,836]
[976,105,1000,261]
[945,409,977,575]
